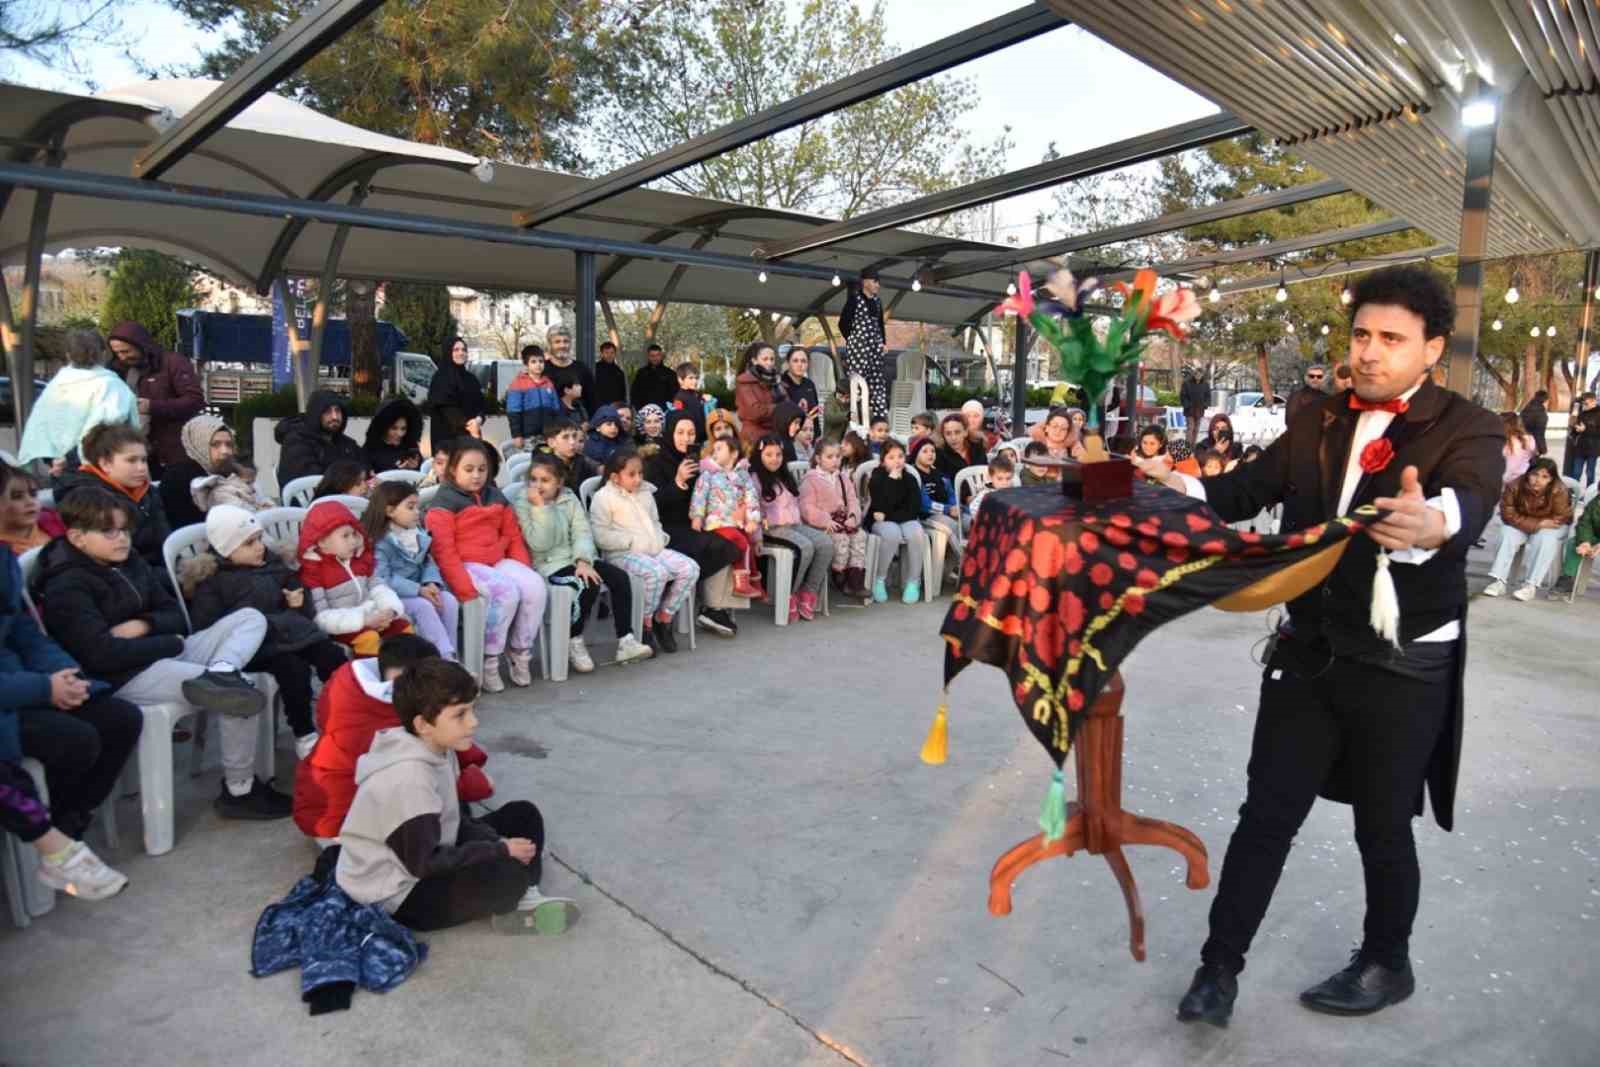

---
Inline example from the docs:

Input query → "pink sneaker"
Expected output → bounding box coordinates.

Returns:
[795,589,817,621]
[787,597,800,623]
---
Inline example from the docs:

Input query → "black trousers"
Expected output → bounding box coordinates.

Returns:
[1202,647,1450,974]
[248,642,348,737]
[547,563,632,639]
[16,696,143,833]
[393,801,545,932]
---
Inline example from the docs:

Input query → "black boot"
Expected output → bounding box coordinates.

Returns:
[1299,951,1414,1016]
[653,618,678,654]
[1176,961,1238,1027]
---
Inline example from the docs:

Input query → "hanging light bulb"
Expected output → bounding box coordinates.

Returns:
[1491,318,1503,331]
[1006,282,1017,297]
[1320,324,1330,335]
[1208,288,1221,304]
[757,270,768,284]
[1546,325,1556,337]
[1275,284,1288,303]
[1530,325,1541,337]
[1285,322,1296,334]
[1340,286,1352,306]
[911,276,922,292]
[831,272,841,287]
[1505,285,1520,304]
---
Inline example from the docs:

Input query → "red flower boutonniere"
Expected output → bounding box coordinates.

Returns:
[1359,438,1395,475]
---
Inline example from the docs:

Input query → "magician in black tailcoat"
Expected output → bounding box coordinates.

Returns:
[1143,266,1505,1026]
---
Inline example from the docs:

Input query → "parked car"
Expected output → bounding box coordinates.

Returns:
[0,377,48,425]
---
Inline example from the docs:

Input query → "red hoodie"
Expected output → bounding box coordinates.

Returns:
[292,657,491,840]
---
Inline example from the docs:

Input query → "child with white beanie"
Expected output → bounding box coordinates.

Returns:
[178,505,349,760]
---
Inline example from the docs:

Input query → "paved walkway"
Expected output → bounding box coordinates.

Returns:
[2,545,1596,1066]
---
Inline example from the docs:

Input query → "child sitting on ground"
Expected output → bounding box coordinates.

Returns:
[37,489,287,818]
[584,405,628,467]
[866,416,891,457]
[690,435,764,599]
[866,439,927,604]
[590,449,701,654]
[335,657,576,935]
[312,460,372,500]
[365,481,458,662]
[298,499,411,657]
[515,454,652,672]
[179,506,349,761]
[293,634,490,846]
[539,419,599,494]
[53,422,169,571]
[506,345,559,451]
[1020,440,1056,485]
[423,439,547,692]
[671,362,707,441]
[800,438,869,599]
[967,453,1015,517]
[754,435,834,621]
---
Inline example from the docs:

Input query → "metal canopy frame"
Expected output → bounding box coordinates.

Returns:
[755,112,1250,261]
[1106,218,1415,281]
[133,0,387,180]
[1213,243,1454,295]
[512,3,1066,228]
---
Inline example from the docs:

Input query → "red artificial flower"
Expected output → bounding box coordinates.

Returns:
[1360,438,1395,475]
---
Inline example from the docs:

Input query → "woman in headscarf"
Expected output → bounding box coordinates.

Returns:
[159,413,235,528]
[646,409,745,637]
[426,335,486,450]
[363,395,424,473]
[734,341,781,449]
[1205,413,1243,467]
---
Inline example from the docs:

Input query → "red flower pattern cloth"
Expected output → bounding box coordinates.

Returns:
[940,482,1366,768]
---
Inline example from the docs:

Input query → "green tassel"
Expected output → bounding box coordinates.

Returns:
[1037,769,1067,842]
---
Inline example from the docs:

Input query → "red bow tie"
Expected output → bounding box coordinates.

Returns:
[1348,394,1409,414]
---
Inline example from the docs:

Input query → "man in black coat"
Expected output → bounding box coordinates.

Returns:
[1135,266,1504,1026]
[1284,363,1328,426]
[1518,389,1548,455]
[275,390,362,490]
[543,326,596,421]
[593,341,629,410]
[1179,368,1210,446]
[631,343,679,412]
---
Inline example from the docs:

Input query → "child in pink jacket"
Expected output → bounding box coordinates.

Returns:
[750,435,834,621]
[800,438,869,600]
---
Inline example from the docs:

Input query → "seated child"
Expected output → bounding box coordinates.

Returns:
[298,499,411,657]
[0,755,127,900]
[636,404,667,447]
[417,443,451,489]
[589,449,701,654]
[292,633,490,845]
[793,421,815,464]
[313,459,372,500]
[179,505,349,760]
[53,422,169,571]
[865,439,927,604]
[867,416,891,457]
[540,419,599,494]
[515,454,652,672]
[38,488,287,818]
[1020,440,1057,485]
[1136,424,1169,461]
[968,453,1015,517]
[506,345,559,451]
[671,362,707,442]
[800,439,869,599]
[706,409,739,445]
[840,430,871,474]
[584,405,627,467]
[690,436,764,599]
[335,657,575,935]
[0,461,64,554]
[423,439,547,692]
[366,482,458,661]
[191,455,270,513]
[557,378,587,427]
[910,412,937,439]
[753,436,833,621]
[1194,447,1225,478]
[909,435,963,576]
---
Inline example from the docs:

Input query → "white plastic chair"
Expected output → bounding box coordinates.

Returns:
[375,469,424,487]
[36,488,52,510]
[255,506,307,548]
[579,475,603,510]
[1,758,55,926]
[418,485,439,506]
[787,460,811,483]
[756,541,796,625]
[501,452,532,489]
[280,475,321,508]
[310,494,369,515]
[954,465,989,507]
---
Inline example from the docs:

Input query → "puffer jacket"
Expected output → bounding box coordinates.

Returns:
[583,405,627,466]
[689,456,758,531]
[421,482,531,601]
[0,548,80,762]
[191,473,269,513]
[53,464,170,571]
[513,487,597,577]
[32,537,188,689]
[177,541,325,659]
[106,320,203,469]
[275,391,363,489]
[590,482,668,557]
[1499,477,1573,534]
[757,478,803,528]
[297,501,403,636]
[371,529,443,599]
[362,397,424,474]
[505,371,559,442]
[250,867,427,1011]
[799,467,862,532]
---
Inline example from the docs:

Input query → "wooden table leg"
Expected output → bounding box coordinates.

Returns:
[985,671,1210,961]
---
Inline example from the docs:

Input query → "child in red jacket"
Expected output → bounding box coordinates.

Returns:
[292,634,491,845]
[422,439,547,692]
[297,499,411,656]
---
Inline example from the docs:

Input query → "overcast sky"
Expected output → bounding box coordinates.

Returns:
[2,0,1216,242]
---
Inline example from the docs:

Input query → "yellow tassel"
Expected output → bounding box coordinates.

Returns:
[920,701,949,765]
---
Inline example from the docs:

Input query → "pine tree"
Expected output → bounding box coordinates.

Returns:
[382,283,456,366]
[98,250,198,350]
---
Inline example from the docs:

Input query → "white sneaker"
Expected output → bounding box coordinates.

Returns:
[294,732,319,760]
[492,885,581,936]
[568,636,595,673]
[37,841,128,901]
[614,633,653,664]
[506,649,533,688]
[1512,583,1536,602]
[479,655,505,693]
[1483,579,1506,597]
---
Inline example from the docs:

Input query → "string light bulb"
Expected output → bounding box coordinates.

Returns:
[1320,324,1330,335]
[1340,286,1352,306]
[1491,318,1502,331]
[1530,325,1541,337]
[757,270,768,284]
[1505,285,1520,304]
[1275,284,1288,303]
[912,276,922,292]
[1546,325,1556,337]
[831,272,841,287]
[1208,288,1221,304]
[1285,322,1295,334]
[1006,282,1017,296]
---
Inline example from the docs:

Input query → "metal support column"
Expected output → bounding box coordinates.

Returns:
[1011,316,1030,437]
[14,178,56,432]
[309,185,368,374]
[274,276,314,410]
[1446,88,1498,398]
[574,251,597,371]
[1576,249,1598,396]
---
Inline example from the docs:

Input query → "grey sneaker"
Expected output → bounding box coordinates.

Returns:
[182,670,266,718]
[1512,583,1536,602]
[36,841,128,901]
[1482,578,1506,598]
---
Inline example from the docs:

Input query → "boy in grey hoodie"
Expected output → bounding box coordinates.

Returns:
[334,658,578,934]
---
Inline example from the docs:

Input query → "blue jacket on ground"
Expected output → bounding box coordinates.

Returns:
[0,547,79,762]
[251,871,427,1014]
[371,529,443,599]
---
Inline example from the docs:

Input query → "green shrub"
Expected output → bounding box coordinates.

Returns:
[98,250,199,351]
[230,384,382,427]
